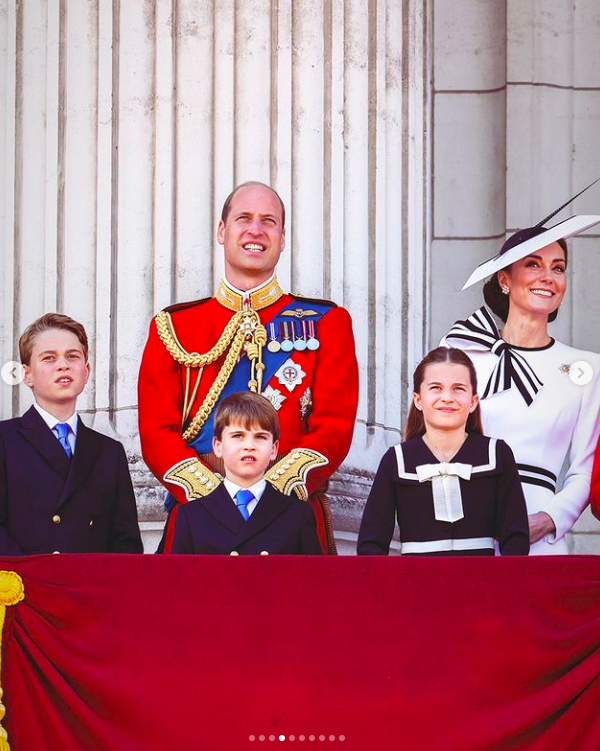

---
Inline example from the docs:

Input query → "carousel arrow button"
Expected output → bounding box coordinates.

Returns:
[1,361,24,386]
[569,360,593,386]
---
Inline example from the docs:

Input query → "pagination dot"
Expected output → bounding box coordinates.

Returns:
[339,736,346,742]
[269,736,276,742]
[309,736,315,741]
[249,736,256,742]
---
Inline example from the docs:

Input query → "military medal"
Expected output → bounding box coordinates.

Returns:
[293,321,307,351]
[281,321,294,352]
[306,320,320,350]
[267,322,281,353]
[262,385,286,410]
[275,358,307,392]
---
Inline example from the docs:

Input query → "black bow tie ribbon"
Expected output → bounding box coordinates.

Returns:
[445,306,544,406]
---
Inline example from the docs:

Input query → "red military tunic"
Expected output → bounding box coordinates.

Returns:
[138,276,359,552]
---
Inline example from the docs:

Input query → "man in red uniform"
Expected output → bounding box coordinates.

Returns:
[138,182,359,552]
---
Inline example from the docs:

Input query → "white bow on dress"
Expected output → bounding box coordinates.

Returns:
[415,462,473,523]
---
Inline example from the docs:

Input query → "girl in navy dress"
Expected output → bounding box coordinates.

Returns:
[357,347,529,556]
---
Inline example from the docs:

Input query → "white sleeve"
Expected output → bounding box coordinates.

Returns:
[544,353,600,542]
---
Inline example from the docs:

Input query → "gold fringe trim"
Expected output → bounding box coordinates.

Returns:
[0,571,25,751]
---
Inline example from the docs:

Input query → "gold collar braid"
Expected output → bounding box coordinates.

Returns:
[154,307,268,442]
[216,277,284,311]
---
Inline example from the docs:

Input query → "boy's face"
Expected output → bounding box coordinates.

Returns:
[213,422,279,488]
[23,328,90,416]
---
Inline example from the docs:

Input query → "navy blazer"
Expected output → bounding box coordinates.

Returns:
[171,481,322,555]
[0,406,143,554]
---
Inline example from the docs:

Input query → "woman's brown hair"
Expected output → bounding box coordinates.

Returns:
[404,347,483,441]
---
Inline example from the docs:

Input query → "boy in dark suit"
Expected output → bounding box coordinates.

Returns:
[0,313,143,554]
[171,392,322,555]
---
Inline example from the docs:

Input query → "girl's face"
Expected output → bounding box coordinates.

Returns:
[497,242,567,320]
[413,362,478,433]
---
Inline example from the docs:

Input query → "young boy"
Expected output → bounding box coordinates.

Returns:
[0,313,143,554]
[170,392,322,555]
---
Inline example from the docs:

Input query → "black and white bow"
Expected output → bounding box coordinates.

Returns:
[445,306,543,406]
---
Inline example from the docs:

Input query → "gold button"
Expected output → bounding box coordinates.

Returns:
[260,551,269,556]
[230,551,239,556]
[52,515,61,524]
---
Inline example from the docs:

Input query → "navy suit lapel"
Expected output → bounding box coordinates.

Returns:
[56,418,98,508]
[17,406,70,480]
[203,484,247,535]
[234,483,292,546]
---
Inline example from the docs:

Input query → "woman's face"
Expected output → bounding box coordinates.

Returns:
[413,362,479,434]
[498,242,567,320]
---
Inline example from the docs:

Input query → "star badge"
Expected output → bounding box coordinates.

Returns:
[274,358,307,393]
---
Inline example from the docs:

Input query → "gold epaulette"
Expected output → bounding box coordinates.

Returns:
[163,459,222,501]
[267,449,329,500]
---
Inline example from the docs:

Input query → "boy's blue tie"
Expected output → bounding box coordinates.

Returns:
[55,423,73,458]
[234,489,254,521]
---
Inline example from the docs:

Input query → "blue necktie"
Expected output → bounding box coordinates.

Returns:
[55,423,73,458]
[234,489,254,521]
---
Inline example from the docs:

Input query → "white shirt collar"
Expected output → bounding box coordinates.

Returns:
[33,402,79,435]
[223,477,267,503]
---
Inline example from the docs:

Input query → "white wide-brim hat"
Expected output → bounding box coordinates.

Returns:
[462,177,600,290]
[462,214,600,290]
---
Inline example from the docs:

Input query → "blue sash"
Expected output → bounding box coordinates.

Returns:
[164,298,333,511]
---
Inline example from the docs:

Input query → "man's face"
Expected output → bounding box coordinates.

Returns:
[213,422,279,487]
[217,185,285,287]
[23,328,90,416]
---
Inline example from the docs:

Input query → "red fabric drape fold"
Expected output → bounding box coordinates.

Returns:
[1,555,599,751]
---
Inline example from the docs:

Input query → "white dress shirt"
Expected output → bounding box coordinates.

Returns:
[33,403,78,454]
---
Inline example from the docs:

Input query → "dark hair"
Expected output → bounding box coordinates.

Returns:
[213,391,281,442]
[19,313,89,365]
[404,347,483,441]
[220,181,286,229]
[483,235,568,323]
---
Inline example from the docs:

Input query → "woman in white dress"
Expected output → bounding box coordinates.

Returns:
[442,207,600,555]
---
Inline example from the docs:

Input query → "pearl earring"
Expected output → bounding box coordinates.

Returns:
[501,284,509,295]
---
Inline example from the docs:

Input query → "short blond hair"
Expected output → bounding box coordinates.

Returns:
[19,313,89,365]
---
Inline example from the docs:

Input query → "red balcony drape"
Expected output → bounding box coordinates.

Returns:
[0,554,599,751]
